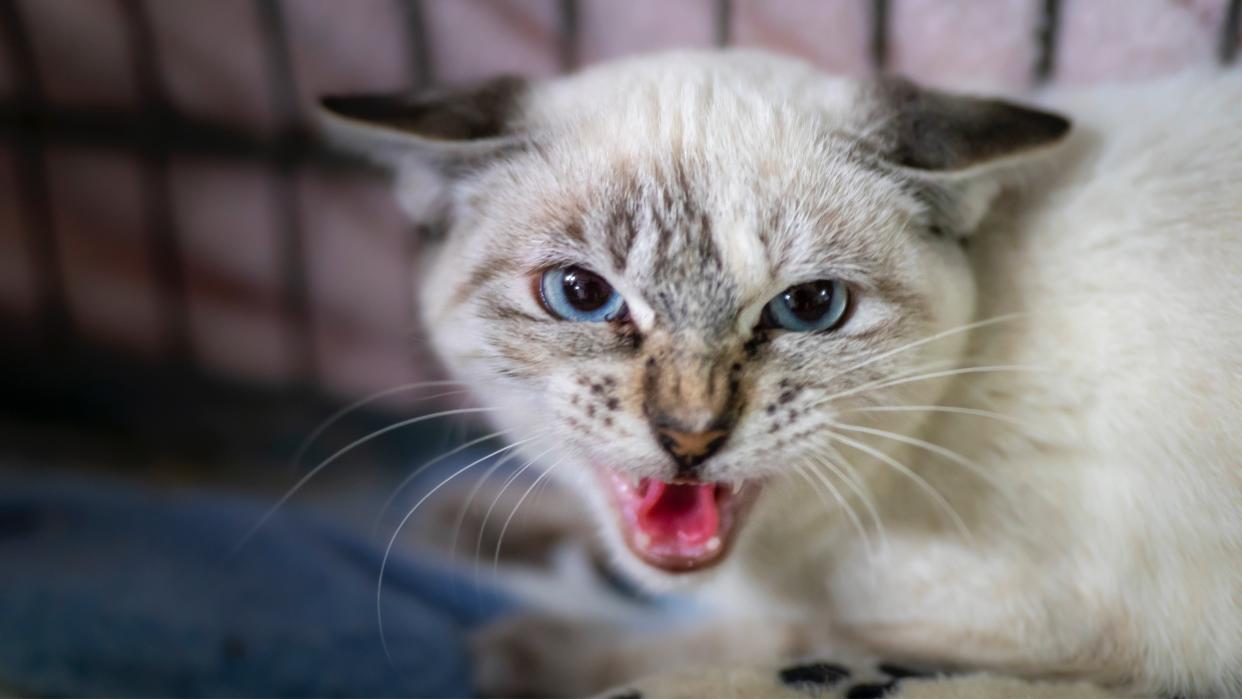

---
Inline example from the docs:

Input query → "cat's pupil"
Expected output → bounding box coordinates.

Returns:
[782,281,835,322]
[562,267,613,312]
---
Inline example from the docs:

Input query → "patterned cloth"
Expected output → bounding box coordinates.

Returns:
[600,661,1133,699]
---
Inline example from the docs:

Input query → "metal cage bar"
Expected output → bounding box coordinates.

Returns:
[0,0,70,349]
[394,0,435,381]
[0,106,358,168]
[255,0,317,385]
[1034,0,1062,83]
[120,0,193,364]
[1223,0,1241,64]
[715,0,733,48]
[870,0,890,72]
[558,0,579,73]
[397,0,433,89]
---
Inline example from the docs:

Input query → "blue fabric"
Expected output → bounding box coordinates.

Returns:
[0,470,515,697]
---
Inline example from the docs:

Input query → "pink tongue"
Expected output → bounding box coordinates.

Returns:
[635,479,720,547]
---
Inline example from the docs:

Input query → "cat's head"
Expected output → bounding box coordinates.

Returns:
[321,51,1068,586]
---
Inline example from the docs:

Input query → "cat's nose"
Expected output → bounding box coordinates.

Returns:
[653,422,730,477]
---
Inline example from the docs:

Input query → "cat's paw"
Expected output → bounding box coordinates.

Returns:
[472,614,620,698]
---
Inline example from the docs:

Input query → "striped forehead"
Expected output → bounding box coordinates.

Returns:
[495,110,909,333]
[579,162,762,334]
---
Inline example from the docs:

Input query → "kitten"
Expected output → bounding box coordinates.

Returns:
[321,50,1242,697]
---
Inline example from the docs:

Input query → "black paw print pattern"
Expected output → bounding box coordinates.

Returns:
[777,659,933,698]
[778,661,852,691]
[842,681,897,699]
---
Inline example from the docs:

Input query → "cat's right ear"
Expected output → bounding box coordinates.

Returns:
[317,76,530,225]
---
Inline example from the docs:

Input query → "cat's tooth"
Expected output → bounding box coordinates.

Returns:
[731,481,742,496]
[635,531,651,550]
[706,536,722,553]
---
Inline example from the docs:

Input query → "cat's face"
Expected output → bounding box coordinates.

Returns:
[321,51,1068,586]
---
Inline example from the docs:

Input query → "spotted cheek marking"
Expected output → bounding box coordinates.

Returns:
[763,378,806,435]
[566,373,632,438]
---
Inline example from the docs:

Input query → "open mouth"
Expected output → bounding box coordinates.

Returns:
[599,468,761,573]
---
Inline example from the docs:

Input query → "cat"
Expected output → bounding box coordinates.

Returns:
[320,50,1242,698]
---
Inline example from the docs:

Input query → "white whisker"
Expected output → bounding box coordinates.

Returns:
[807,446,888,552]
[289,380,469,473]
[827,429,973,544]
[837,404,1031,429]
[829,420,1056,512]
[473,443,562,585]
[831,312,1027,381]
[447,447,527,569]
[370,427,515,536]
[813,364,1044,409]
[800,358,961,408]
[376,433,543,672]
[231,406,499,554]
[829,421,1006,493]
[793,460,873,558]
[491,454,571,579]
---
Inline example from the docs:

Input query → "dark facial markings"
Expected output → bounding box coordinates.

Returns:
[605,173,643,273]
[450,151,929,483]
[612,164,739,333]
[639,342,748,476]
[762,380,808,437]
[567,374,629,438]
[450,257,522,311]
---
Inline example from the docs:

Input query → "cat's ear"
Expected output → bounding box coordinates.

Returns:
[317,76,530,227]
[318,75,528,166]
[866,76,1071,234]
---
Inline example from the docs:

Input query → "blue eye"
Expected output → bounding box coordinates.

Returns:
[762,279,850,332]
[539,266,627,322]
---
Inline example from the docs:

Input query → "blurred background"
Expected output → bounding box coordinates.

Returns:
[0,0,1238,484]
[0,1,1238,696]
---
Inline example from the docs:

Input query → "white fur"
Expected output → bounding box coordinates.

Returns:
[360,51,1242,697]
[720,68,1242,697]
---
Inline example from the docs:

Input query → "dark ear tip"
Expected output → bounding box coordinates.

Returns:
[318,95,348,117]
[1054,115,1073,139]
[1035,109,1073,141]
[319,95,347,111]
[315,77,529,143]
[317,93,411,122]
[992,100,1072,142]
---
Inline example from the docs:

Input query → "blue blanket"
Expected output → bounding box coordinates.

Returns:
[0,471,514,697]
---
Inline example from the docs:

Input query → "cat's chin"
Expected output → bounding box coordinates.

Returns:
[595,466,762,574]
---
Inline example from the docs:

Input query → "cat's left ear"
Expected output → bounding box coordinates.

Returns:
[866,77,1071,234]
[317,76,530,226]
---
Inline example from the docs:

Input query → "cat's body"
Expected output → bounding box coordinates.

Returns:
[729,74,1242,695]
[322,52,1242,697]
